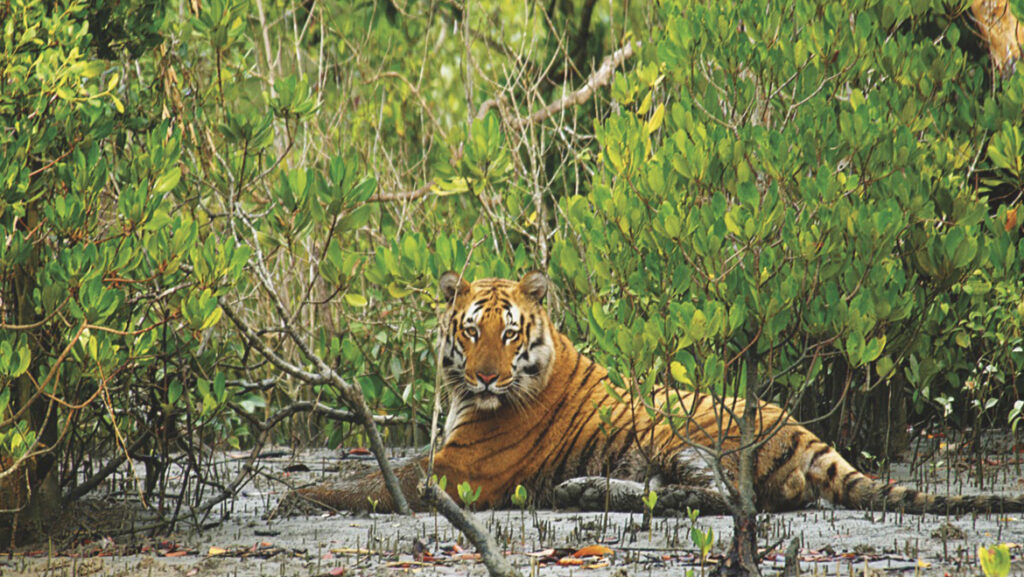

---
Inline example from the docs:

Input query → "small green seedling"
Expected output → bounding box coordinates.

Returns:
[687,507,713,577]
[511,484,528,508]
[642,489,658,511]
[367,496,379,514]
[430,474,448,492]
[642,489,658,539]
[692,525,714,558]
[510,484,528,543]
[457,480,481,508]
[978,544,1011,577]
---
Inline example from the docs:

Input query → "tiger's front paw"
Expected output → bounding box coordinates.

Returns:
[553,477,730,516]
[553,477,646,512]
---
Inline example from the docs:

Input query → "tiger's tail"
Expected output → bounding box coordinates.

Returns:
[809,447,1024,514]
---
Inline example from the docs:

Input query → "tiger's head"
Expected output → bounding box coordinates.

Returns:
[438,271,556,413]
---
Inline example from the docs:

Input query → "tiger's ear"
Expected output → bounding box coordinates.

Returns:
[518,271,548,302]
[439,271,469,303]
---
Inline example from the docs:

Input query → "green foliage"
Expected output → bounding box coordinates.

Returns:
[2,0,1021,529]
[551,0,1024,451]
[457,480,482,509]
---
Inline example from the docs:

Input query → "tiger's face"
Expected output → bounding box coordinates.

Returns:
[439,271,556,413]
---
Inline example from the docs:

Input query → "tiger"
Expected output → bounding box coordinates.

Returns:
[289,271,1024,515]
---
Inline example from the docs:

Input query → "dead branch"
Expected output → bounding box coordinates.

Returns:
[478,41,638,126]
[369,180,434,202]
[218,298,412,515]
[230,399,408,431]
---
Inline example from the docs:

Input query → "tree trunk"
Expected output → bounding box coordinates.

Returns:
[0,206,61,549]
[718,512,760,577]
[718,357,762,577]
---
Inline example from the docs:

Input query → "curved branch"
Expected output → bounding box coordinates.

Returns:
[478,41,638,126]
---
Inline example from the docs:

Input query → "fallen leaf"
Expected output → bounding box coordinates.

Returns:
[573,545,613,558]
[208,546,228,557]
[558,557,585,566]
[329,568,346,576]
[586,560,611,569]
[164,550,189,558]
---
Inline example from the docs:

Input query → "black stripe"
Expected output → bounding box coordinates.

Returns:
[533,359,597,476]
[551,388,610,481]
[760,431,803,483]
[515,360,585,464]
[807,444,832,467]
[448,410,490,433]
[577,361,598,387]
[575,423,609,476]
[843,474,864,494]
[826,462,838,479]
[839,469,858,492]
[605,423,633,463]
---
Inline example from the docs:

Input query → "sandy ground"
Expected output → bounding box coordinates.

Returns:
[2,443,1022,577]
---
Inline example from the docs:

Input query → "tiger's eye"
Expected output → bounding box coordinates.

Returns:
[463,327,479,339]
[503,329,519,341]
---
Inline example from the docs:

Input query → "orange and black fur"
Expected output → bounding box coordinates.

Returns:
[292,272,1024,515]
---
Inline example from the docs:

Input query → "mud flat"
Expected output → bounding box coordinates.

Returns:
[2,445,1022,577]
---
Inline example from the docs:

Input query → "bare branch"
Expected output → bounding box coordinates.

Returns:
[218,297,413,514]
[369,180,435,203]
[230,399,408,432]
[479,41,638,127]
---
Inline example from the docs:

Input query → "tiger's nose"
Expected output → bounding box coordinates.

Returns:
[476,372,498,385]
